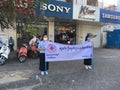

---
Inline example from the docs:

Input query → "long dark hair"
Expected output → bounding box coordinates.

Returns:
[41,34,47,41]
[85,33,90,41]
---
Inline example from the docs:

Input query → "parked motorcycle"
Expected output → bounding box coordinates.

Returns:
[0,43,10,65]
[18,44,27,63]
[30,44,37,58]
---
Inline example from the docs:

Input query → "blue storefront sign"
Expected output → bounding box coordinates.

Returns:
[36,0,73,19]
[100,9,120,24]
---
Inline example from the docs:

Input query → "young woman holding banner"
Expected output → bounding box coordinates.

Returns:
[38,34,49,75]
[84,33,96,70]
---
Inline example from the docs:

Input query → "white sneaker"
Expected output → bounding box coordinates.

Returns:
[45,71,48,75]
[85,65,88,70]
[41,71,45,75]
[88,66,92,70]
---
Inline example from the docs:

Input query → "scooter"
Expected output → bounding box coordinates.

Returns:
[0,44,10,65]
[18,44,27,63]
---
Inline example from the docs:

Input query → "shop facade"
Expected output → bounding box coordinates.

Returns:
[73,4,101,47]
[36,0,75,44]
[100,9,120,47]
[1,0,120,49]
[36,0,102,47]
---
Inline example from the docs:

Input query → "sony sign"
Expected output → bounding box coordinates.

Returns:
[40,3,71,13]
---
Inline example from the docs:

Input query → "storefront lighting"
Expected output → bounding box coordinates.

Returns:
[58,27,72,30]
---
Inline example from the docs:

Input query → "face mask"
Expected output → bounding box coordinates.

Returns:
[87,38,91,41]
[43,38,48,41]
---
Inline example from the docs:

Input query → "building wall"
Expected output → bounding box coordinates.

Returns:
[82,25,101,48]
[76,22,101,48]
[0,25,17,50]
[76,22,83,44]
[101,32,107,47]
[117,0,120,11]
[0,29,8,43]
[48,21,54,42]
[73,0,87,5]
[0,25,9,45]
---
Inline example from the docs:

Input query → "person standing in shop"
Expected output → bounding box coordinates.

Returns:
[59,34,68,44]
[38,34,49,75]
[8,37,14,52]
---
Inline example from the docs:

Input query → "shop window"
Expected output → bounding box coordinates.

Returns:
[87,0,98,6]
[17,21,48,47]
[54,22,76,45]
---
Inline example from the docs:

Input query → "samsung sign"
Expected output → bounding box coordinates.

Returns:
[102,13,120,20]
[100,9,120,24]
[36,1,73,19]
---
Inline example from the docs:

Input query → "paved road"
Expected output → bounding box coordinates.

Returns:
[0,48,120,90]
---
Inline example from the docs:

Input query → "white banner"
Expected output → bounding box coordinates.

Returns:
[45,41,93,62]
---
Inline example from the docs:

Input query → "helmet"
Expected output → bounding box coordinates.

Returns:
[2,39,8,46]
[22,44,27,47]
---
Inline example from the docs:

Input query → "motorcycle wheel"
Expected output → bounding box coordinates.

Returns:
[32,53,36,59]
[19,56,26,63]
[0,57,6,66]
[31,51,38,59]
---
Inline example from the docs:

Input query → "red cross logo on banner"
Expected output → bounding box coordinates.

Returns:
[49,46,54,51]
[47,44,56,52]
